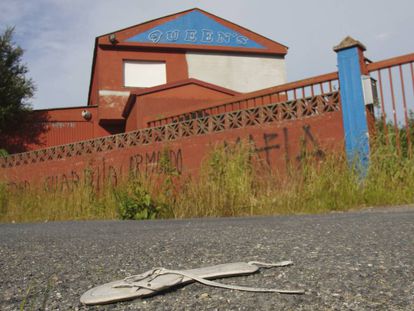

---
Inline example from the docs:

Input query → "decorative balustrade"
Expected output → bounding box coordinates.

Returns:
[0,92,340,168]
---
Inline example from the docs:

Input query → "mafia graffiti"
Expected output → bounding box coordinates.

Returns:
[226,125,325,167]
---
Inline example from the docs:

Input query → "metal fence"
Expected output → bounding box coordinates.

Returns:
[367,53,414,155]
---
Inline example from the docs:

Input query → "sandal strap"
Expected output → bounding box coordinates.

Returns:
[157,268,305,294]
[113,261,304,295]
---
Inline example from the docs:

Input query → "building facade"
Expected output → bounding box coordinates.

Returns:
[24,8,288,152]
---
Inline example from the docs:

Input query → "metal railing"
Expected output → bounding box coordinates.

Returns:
[367,53,414,155]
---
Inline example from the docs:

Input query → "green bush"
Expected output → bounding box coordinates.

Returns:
[115,180,160,220]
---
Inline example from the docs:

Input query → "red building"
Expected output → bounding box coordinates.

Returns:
[26,8,289,152]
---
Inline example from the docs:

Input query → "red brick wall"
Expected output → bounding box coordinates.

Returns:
[2,110,344,190]
[24,107,99,151]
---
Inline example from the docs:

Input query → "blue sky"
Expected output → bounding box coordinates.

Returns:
[1,0,413,109]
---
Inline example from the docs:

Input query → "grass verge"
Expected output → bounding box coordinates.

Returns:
[1,139,414,223]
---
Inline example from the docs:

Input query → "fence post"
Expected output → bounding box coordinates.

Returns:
[334,36,371,172]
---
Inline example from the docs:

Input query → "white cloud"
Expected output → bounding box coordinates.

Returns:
[1,0,413,109]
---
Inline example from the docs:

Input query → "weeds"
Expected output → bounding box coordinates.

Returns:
[173,138,414,217]
[115,178,159,220]
[19,275,56,311]
[173,142,256,217]
[115,148,180,220]
[1,137,414,223]
[0,182,8,217]
[19,281,34,311]
[0,181,118,223]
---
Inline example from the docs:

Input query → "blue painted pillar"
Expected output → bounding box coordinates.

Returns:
[334,37,370,172]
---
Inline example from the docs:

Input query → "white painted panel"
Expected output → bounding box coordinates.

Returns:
[124,61,166,87]
[186,52,286,92]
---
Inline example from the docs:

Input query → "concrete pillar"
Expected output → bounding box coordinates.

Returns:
[334,36,371,172]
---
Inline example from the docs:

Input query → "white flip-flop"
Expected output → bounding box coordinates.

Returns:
[80,261,304,305]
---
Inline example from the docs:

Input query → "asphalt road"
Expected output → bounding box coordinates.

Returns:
[1,206,414,310]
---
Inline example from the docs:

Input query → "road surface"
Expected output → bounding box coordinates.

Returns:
[1,206,413,310]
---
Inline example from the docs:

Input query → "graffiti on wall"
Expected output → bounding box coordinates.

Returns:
[42,163,121,192]
[37,149,183,192]
[5,124,328,191]
[228,125,325,168]
[7,180,30,191]
[295,125,325,162]
[129,149,183,176]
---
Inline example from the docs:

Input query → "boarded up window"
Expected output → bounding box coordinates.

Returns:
[124,61,166,87]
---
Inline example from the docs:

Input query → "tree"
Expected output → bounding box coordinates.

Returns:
[0,27,47,154]
[0,27,35,130]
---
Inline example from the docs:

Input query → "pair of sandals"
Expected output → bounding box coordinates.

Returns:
[81,260,304,305]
